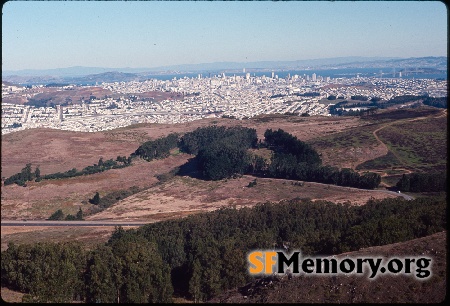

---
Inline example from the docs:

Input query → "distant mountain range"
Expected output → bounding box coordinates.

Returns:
[2,56,446,85]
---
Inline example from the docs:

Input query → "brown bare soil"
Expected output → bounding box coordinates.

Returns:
[87,175,399,222]
[1,155,190,220]
[210,231,447,303]
[0,226,139,252]
[1,286,24,303]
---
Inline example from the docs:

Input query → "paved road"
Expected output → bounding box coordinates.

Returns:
[1,220,154,227]
[334,182,415,201]
[377,189,414,200]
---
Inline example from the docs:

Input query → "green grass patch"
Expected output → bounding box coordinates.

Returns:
[377,117,447,172]
[309,123,379,150]
[356,151,401,170]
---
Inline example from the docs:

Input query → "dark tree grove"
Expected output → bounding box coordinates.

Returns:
[262,129,380,189]
[89,192,100,205]
[3,163,34,186]
[396,171,447,192]
[264,128,322,166]
[178,125,258,155]
[2,196,445,302]
[178,126,258,180]
[422,96,447,108]
[196,141,251,180]
[133,133,179,161]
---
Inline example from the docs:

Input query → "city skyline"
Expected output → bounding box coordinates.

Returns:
[2,1,447,71]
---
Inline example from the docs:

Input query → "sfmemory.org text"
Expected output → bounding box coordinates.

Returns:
[247,251,432,279]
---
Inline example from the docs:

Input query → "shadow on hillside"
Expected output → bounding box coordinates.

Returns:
[175,157,204,180]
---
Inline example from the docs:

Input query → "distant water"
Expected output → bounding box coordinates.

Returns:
[17,67,447,86]
[145,67,447,81]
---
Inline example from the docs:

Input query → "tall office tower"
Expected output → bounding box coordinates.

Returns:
[312,73,317,81]
[246,73,250,80]
[399,71,402,78]
[326,76,330,82]
[243,68,246,73]
[287,73,290,79]
[222,72,226,78]
[271,71,275,78]
[306,75,310,81]
[56,105,63,122]
[198,74,202,79]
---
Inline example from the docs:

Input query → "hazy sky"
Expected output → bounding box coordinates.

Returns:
[2,0,447,71]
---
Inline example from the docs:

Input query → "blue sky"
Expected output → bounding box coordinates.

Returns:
[2,1,447,71]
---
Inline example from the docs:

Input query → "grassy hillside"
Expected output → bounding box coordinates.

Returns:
[374,115,447,172]
[309,107,447,185]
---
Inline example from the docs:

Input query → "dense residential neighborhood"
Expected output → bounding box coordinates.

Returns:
[2,74,447,134]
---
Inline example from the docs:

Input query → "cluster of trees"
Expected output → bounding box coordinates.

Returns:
[1,238,172,303]
[3,164,40,186]
[176,126,380,188]
[386,94,425,104]
[177,126,258,180]
[396,171,447,192]
[196,142,251,180]
[264,129,321,165]
[270,93,286,98]
[4,157,133,187]
[351,95,369,101]
[4,156,132,186]
[133,133,179,161]
[8,122,22,128]
[266,162,381,189]
[26,98,53,108]
[329,94,439,116]
[48,208,83,221]
[88,186,141,209]
[178,126,257,155]
[45,83,70,87]
[422,96,447,108]
[42,157,131,181]
[297,92,320,97]
[261,129,380,189]
[2,196,445,302]
[329,101,378,117]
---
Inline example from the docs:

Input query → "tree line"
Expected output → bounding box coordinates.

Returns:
[396,171,447,192]
[3,157,132,186]
[422,96,447,108]
[132,133,179,161]
[153,126,381,188]
[48,208,84,221]
[1,195,446,302]
[259,129,380,189]
[329,94,441,116]
[4,126,380,189]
